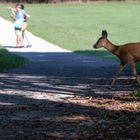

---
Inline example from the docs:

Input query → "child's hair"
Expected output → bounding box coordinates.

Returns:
[15,3,24,10]
[20,4,24,10]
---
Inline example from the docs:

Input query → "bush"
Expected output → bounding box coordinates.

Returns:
[0,47,28,71]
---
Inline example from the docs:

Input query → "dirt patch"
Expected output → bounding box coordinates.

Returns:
[0,51,139,140]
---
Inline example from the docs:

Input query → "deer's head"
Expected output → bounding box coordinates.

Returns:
[93,30,108,49]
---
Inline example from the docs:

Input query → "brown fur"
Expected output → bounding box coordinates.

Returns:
[93,30,140,88]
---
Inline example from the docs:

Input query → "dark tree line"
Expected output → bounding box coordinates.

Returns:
[0,0,50,3]
[0,0,128,3]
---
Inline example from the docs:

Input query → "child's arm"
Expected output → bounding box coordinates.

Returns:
[7,7,16,16]
[10,14,16,21]
[23,10,30,20]
[7,7,16,20]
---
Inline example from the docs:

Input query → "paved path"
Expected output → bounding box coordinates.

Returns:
[0,17,133,139]
[0,17,70,53]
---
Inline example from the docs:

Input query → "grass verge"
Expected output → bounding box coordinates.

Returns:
[132,90,140,98]
[0,46,28,71]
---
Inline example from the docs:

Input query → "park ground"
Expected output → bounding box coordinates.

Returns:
[0,2,140,139]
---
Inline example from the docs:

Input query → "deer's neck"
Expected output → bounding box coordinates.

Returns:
[104,39,118,55]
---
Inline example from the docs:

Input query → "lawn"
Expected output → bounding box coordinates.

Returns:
[1,2,140,52]
[23,2,140,52]
[1,2,140,59]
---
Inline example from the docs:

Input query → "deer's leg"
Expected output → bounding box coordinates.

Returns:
[129,62,140,85]
[109,63,125,89]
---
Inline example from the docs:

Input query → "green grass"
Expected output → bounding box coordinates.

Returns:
[132,90,140,98]
[1,2,140,51]
[0,46,28,71]
[27,2,140,51]
[1,2,140,67]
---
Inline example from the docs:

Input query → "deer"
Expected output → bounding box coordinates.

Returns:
[93,30,140,89]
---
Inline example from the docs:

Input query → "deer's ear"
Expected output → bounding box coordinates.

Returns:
[102,30,108,38]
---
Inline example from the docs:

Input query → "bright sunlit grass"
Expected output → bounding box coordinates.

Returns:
[1,2,140,62]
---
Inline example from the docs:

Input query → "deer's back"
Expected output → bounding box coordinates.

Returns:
[119,42,140,63]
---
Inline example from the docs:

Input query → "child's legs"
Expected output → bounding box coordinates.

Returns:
[15,29,23,47]
[22,22,27,32]
[22,22,27,46]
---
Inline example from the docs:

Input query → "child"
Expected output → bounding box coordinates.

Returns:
[8,4,30,48]
[20,4,30,33]
[20,4,31,47]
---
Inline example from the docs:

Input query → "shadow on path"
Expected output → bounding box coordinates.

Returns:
[0,49,139,139]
